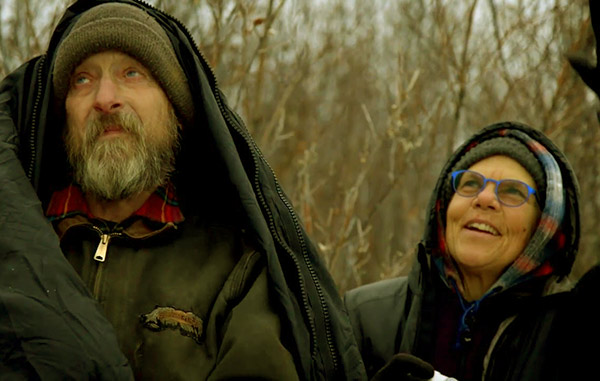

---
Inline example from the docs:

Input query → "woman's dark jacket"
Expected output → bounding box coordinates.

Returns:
[0,0,365,379]
[344,122,581,381]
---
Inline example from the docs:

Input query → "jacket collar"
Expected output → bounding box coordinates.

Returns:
[46,182,184,224]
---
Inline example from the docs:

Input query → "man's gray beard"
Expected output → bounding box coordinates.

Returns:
[65,110,179,201]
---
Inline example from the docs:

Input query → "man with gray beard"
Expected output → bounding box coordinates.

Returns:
[0,0,366,379]
[65,106,179,203]
[43,3,301,379]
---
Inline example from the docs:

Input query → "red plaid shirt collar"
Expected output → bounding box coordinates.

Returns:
[46,183,184,224]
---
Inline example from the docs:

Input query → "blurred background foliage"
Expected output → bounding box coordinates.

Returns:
[1,0,597,293]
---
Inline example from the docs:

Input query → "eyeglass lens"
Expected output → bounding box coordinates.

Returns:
[453,171,531,206]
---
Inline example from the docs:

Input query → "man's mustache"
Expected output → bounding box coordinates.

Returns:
[85,112,143,143]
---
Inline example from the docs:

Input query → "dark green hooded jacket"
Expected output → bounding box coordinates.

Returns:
[345,122,581,381]
[0,0,366,379]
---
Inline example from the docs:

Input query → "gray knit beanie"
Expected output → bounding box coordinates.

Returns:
[446,137,546,207]
[52,3,194,125]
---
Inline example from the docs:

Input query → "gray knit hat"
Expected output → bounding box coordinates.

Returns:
[446,137,546,206]
[52,3,194,124]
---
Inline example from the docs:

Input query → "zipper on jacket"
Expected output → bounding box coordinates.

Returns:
[26,54,46,182]
[91,226,122,262]
[90,226,122,298]
[264,155,338,371]
[93,257,105,298]
[219,106,320,361]
[94,234,110,262]
[252,141,339,370]
[91,221,175,262]
[221,105,342,372]
[200,32,335,376]
[127,0,336,374]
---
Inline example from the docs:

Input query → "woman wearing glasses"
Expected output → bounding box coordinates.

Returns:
[344,122,580,381]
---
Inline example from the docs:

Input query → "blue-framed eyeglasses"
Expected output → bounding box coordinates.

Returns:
[451,170,537,207]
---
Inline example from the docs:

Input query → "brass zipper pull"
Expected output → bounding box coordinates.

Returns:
[94,234,110,262]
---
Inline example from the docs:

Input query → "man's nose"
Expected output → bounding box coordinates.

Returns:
[474,182,499,209]
[93,77,123,114]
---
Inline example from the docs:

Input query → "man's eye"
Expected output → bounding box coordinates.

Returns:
[125,69,141,78]
[73,75,90,85]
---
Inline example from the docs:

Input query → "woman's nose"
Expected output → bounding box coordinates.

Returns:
[474,182,499,209]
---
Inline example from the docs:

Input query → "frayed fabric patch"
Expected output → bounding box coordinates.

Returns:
[140,306,204,343]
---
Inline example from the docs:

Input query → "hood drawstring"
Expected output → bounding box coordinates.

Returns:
[450,279,500,350]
